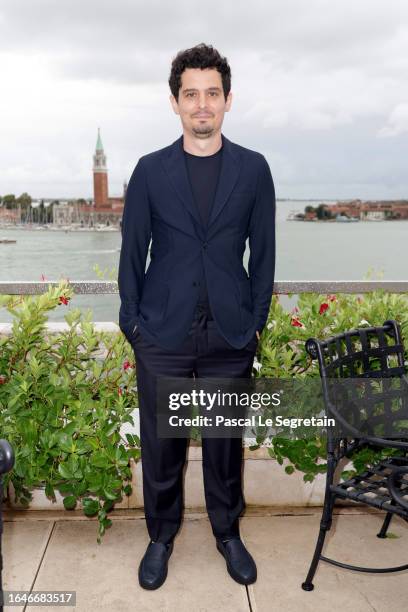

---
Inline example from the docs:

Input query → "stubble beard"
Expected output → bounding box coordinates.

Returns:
[191,123,215,138]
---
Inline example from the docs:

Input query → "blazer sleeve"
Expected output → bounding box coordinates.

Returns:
[118,157,152,332]
[248,154,276,334]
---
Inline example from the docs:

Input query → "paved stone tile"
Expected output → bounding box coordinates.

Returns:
[4,511,407,612]
[2,520,53,612]
[4,517,249,612]
[241,514,408,612]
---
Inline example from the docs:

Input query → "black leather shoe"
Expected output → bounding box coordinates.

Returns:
[138,540,174,590]
[216,537,257,585]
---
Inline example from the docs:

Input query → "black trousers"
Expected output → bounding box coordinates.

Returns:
[130,303,258,545]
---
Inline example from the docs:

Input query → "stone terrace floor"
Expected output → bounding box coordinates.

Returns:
[2,506,408,612]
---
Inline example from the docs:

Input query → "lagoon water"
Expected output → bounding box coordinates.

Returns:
[0,200,407,323]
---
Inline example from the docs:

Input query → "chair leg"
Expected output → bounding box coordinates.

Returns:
[302,454,337,592]
[301,527,329,591]
[377,512,393,539]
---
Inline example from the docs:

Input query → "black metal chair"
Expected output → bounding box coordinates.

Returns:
[302,319,408,591]
[0,439,14,612]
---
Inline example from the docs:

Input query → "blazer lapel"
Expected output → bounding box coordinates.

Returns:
[207,133,241,231]
[161,135,204,231]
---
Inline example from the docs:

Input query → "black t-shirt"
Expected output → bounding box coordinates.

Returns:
[184,146,223,308]
[184,145,223,228]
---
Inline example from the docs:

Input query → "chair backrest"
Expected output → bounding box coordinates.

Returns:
[305,319,405,380]
[305,320,408,440]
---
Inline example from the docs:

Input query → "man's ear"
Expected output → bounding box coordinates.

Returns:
[225,91,232,112]
[169,94,180,115]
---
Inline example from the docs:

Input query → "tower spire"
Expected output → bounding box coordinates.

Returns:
[96,127,104,152]
[93,128,107,172]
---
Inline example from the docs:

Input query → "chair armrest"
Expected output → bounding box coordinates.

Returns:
[326,399,408,451]
[387,465,408,511]
[0,439,15,475]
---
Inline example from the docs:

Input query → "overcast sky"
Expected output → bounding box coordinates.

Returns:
[1,0,408,200]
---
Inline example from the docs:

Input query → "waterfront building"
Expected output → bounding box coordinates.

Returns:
[305,200,408,221]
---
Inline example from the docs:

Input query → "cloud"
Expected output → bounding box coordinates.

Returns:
[1,1,407,80]
[1,0,408,198]
[378,103,408,137]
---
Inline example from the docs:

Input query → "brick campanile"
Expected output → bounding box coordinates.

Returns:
[93,128,108,207]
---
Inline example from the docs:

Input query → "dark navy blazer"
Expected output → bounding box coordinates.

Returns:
[118,132,276,350]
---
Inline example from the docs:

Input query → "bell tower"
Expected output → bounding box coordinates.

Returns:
[93,128,108,207]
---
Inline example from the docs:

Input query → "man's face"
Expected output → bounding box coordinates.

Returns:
[170,67,232,139]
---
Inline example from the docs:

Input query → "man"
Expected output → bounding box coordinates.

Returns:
[118,43,275,590]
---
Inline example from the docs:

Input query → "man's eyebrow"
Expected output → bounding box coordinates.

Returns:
[182,86,222,93]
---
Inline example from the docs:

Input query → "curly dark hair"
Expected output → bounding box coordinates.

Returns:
[169,43,231,102]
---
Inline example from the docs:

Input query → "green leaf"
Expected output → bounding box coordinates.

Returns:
[63,422,77,436]
[63,495,77,510]
[82,497,99,516]
[58,463,74,479]
[103,488,119,501]
[90,453,111,468]
[104,422,119,437]
[57,483,73,494]
[44,482,55,499]
[127,448,141,460]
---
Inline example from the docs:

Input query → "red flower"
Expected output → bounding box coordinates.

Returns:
[59,295,70,305]
[0,375,7,385]
[319,303,329,315]
[291,317,303,328]
[118,387,123,396]
[327,294,336,302]
[123,360,133,370]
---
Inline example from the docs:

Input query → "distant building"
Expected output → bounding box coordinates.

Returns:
[306,199,408,221]
[93,129,109,208]
[0,206,21,224]
[53,128,126,228]
[91,127,126,215]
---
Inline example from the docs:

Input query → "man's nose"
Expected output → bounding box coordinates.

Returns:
[199,93,207,108]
